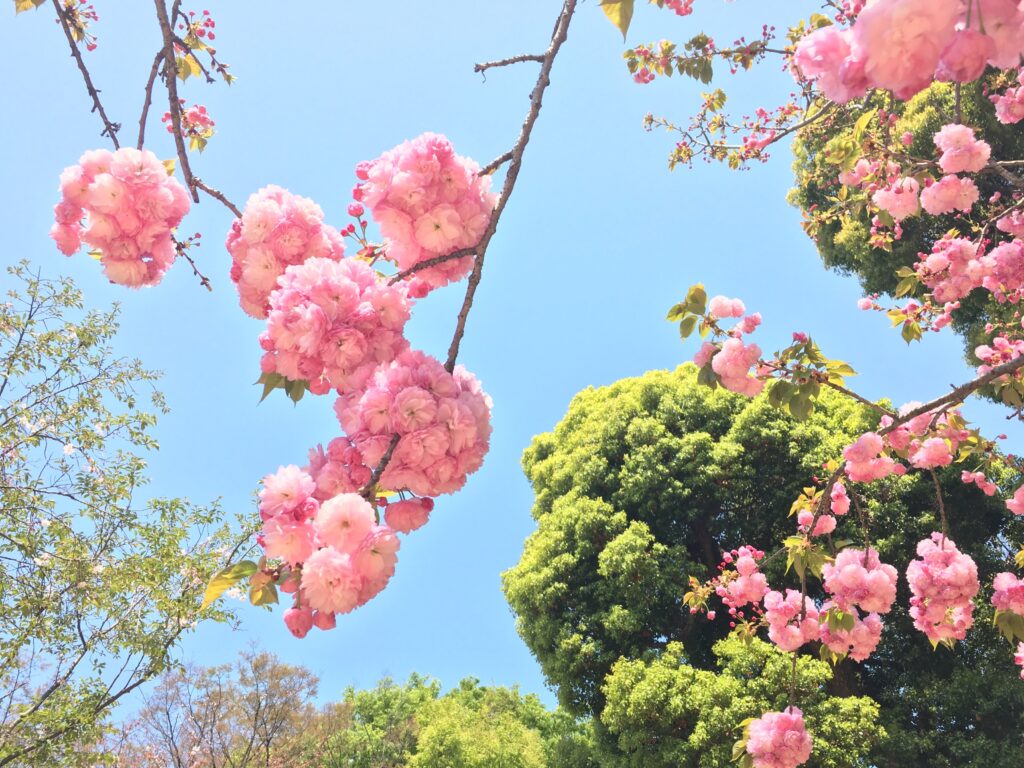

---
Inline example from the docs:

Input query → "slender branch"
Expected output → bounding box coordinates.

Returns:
[51,0,120,148]
[930,469,949,543]
[480,150,514,177]
[445,0,578,372]
[389,248,477,284]
[358,0,579,497]
[194,178,242,218]
[137,51,164,150]
[174,237,212,291]
[474,53,545,74]
[153,0,199,202]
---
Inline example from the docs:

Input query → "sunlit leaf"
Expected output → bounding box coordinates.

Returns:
[200,560,257,611]
[601,0,635,41]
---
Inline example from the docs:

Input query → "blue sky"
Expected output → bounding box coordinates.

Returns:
[3,0,1022,710]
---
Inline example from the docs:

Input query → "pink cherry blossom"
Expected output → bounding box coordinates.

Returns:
[261,517,316,566]
[823,548,898,614]
[872,177,920,221]
[384,497,434,534]
[906,533,979,644]
[283,607,313,639]
[763,589,820,652]
[992,571,1024,615]
[710,338,764,396]
[745,707,813,768]
[227,185,346,318]
[314,493,376,553]
[51,147,190,287]
[300,546,363,615]
[933,125,992,174]
[920,175,979,216]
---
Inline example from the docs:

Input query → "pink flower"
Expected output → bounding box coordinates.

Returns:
[314,493,376,553]
[992,85,1024,124]
[708,295,746,319]
[843,432,901,482]
[937,29,995,82]
[872,177,920,221]
[763,589,820,652]
[261,518,316,566]
[710,338,764,396]
[909,437,954,469]
[992,571,1024,615]
[830,482,851,515]
[933,125,992,174]
[301,547,363,615]
[793,26,868,103]
[227,186,346,318]
[259,465,317,519]
[819,603,883,662]
[283,607,314,639]
[745,707,813,768]
[311,610,337,631]
[920,175,980,215]
[1015,642,1024,679]
[52,147,191,287]
[906,533,979,644]
[1007,484,1024,515]
[823,548,898,614]
[853,0,960,99]
[384,497,434,534]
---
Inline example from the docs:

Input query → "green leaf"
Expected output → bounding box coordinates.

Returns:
[679,315,698,339]
[200,560,257,611]
[697,362,719,389]
[162,158,177,176]
[14,0,46,13]
[1015,548,1024,570]
[601,0,635,40]
[256,371,285,403]
[731,739,747,762]
[788,394,813,422]
[249,580,278,608]
[666,302,687,322]
[851,108,877,145]
[685,283,708,315]
[901,320,922,344]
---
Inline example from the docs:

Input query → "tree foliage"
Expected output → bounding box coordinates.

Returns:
[503,364,1024,766]
[0,264,238,767]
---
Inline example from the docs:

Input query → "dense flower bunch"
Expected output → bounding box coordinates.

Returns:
[51,148,191,287]
[1017,642,1024,679]
[993,571,1024,615]
[352,133,497,295]
[992,75,1024,124]
[819,602,883,662]
[226,185,346,318]
[823,548,898,613]
[256,465,400,638]
[334,349,492,497]
[763,589,821,652]
[716,546,769,611]
[793,0,1024,102]
[744,707,813,768]
[258,257,411,393]
[162,101,215,151]
[906,533,980,644]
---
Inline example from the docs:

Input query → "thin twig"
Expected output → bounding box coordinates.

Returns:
[174,237,212,291]
[474,53,545,75]
[51,0,120,148]
[445,0,578,372]
[194,178,242,218]
[154,0,199,202]
[480,150,514,176]
[930,469,949,544]
[389,248,477,284]
[358,0,579,498]
[137,51,164,150]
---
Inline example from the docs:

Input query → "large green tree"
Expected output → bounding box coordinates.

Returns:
[502,364,1024,767]
[0,264,238,767]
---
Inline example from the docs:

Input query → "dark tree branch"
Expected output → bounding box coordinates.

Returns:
[480,150,514,176]
[51,0,120,148]
[153,0,199,202]
[193,178,242,218]
[389,248,477,284]
[137,51,164,150]
[474,53,545,75]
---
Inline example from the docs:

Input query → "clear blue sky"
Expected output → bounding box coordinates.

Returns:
[3,0,1021,709]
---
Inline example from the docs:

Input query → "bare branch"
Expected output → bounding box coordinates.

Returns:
[153,0,199,202]
[474,53,545,75]
[137,51,164,150]
[193,178,242,218]
[51,0,120,148]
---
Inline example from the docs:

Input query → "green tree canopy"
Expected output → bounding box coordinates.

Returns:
[502,364,1024,767]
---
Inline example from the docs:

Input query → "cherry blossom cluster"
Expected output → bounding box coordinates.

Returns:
[256,465,400,639]
[744,707,813,768]
[51,148,191,287]
[716,546,769,615]
[1016,642,1024,679]
[693,294,764,396]
[993,571,1024,615]
[793,0,1024,103]
[906,533,980,644]
[226,185,346,318]
[763,589,821,652]
[992,74,1024,124]
[58,0,99,52]
[334,349,493,498]
[915,236,1024,305]
[819,601,883,662]
[823,548,898,614]
[258,257,411,394]
[352,133,497,296]
[162,101,215,151]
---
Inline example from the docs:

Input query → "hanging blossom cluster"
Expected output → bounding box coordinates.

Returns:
[332,349,492,498]
[906,533,980,643]
[743,707,813,768]
[792,0,1024,103]
[352,133,497,297]
[258,257,411,394]
[226,134,495,638]
[693,294,764,396]
[51,148,191,287]
[227,185,347,318]
[256,466,399,638]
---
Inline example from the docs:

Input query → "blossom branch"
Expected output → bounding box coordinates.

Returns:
[51,0,120,148]
[136,51,163,150]
[389,248,478,284]
[445,0,578,372]
[480,150,514,176]
[474,53,545,75]
[193,178,242,218]
[153,0,199,202]
[173,236,212,292]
